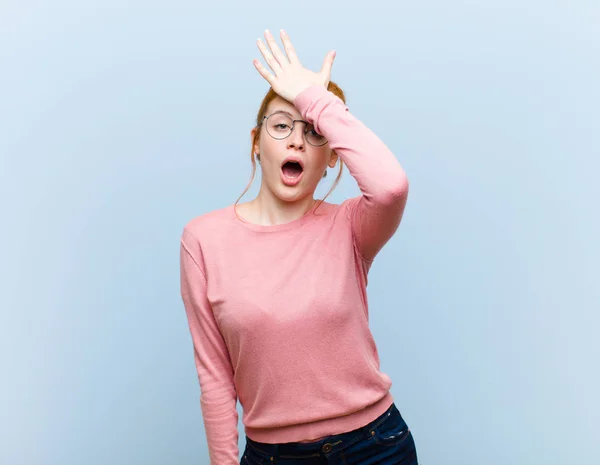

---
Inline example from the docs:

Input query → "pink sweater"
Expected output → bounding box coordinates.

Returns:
[180,85,409,464]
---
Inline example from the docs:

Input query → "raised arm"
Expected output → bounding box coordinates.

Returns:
[294,85,409,265]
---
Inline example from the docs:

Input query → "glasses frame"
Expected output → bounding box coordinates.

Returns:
[257,111,328,147]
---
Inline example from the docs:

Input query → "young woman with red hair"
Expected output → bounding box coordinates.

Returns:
[180,28,418,465]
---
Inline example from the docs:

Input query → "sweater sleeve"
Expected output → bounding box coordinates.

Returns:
[180,228,239,465]
[294,85,409,265]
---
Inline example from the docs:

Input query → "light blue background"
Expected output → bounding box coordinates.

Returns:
[1,1,598,464]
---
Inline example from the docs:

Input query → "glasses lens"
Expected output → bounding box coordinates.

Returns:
[266,112,327,146]
[266,113,293,139]
[306,130,327,146]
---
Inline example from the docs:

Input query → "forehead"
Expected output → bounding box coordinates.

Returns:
[267,98,302,119]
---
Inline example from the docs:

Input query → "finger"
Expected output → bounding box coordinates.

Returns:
[263,29,289,69]
[256,37,283,75]
[253,59,274,85]
[280,29,301,66]
[320,50,336,78]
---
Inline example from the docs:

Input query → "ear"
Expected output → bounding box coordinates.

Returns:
[328,149,339,168]
[251,127,259,155]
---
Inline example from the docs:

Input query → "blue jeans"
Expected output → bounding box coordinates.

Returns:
[241,402,419,464]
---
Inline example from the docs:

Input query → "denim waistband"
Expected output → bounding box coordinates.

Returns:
[245,402,397,459]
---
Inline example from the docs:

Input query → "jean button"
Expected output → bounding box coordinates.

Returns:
[321,443,333,453]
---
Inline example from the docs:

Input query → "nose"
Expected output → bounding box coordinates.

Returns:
[287,122,306,150]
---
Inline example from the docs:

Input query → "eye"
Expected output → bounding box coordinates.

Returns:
[275,124,291,129]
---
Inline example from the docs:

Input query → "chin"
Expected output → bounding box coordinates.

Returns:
[269,182,311,203]
[276,188,312,203]
[265,171,320,203]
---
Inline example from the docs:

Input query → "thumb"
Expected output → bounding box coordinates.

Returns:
[320,50,336,82]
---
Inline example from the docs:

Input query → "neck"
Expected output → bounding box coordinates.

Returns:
[249,186,316,226]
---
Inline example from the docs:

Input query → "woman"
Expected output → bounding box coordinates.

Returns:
[180,29,419,465]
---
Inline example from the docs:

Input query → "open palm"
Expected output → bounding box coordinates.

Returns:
[253,29,336,103]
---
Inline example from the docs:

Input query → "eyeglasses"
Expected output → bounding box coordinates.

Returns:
[257,111,328,147]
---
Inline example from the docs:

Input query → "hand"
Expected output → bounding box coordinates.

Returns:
[253,29,336,103]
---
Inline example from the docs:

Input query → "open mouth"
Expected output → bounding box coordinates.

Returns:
[280,160,304,186]
[281,160,304,179]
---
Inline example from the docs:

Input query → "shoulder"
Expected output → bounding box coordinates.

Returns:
[306,197,361,223]
[303,198,362,232]
[324,196,360,219]
[181,204,234,244]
